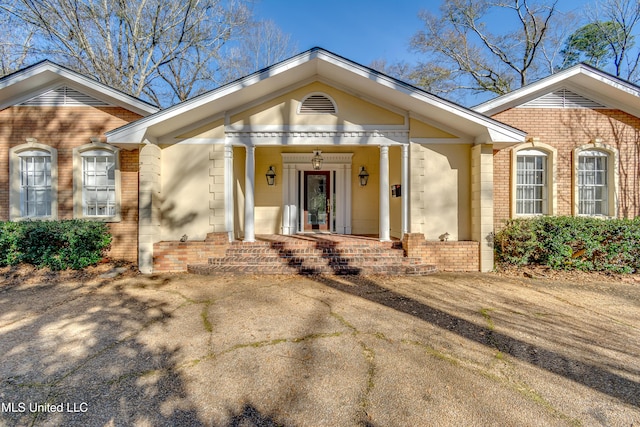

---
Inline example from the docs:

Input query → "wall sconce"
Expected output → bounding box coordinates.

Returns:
[311,150,323,170]
[265,166,276,186]
[358,166,369,186]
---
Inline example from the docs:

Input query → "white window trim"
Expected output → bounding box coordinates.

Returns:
[73,141,121,222]
[9,140,58,220]
[511,141,557,217]
[573,142,618,218]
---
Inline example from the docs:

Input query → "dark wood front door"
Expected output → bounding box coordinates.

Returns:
[304,171,330,231]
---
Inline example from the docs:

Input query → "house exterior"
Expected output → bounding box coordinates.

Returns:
[3,50,639,274]
[474,64,640,230]
[0,61,159,262]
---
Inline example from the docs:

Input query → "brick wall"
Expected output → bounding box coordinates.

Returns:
[402,233,480,271]
[154,232,229,272]
[493,108,640,229]
[0,106,142,262]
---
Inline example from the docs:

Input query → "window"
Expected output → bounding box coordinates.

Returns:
[516,149,548,215]
[9,141,58,220]
[73,142,120,221]
[577,150,609,216]
[82,150,116,216]
[19,151,52,217]
[511,142,556,217]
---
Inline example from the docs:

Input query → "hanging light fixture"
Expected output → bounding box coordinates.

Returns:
[311,149,324,170]
[358,166,369,186]
[265,166,276,186]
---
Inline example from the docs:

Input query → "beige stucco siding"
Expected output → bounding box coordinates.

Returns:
[176,118,225,139]
[160,144,224,241]
[409,118,457,139]
[231,82,405,127]
[410,143,471,241]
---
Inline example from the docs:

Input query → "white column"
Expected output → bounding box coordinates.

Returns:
[472,144,494,272]
[244,145,255,242]
[224,143,234,241]
[138,143,162,274]
[379,145,390,241]
[401,143,410,235]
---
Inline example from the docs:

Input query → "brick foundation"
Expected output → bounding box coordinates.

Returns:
[403,233,480,272]
[153,232,229,272]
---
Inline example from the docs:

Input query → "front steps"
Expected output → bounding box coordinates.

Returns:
[187,235,436,276]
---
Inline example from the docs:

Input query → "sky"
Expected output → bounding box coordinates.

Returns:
[253,0,592,68]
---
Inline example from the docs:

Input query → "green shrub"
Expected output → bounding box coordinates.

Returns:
[495,216,640,273]
[0,221,25,266]
[0,220,112,270]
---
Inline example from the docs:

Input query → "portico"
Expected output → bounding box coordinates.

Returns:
[106,47,525,273]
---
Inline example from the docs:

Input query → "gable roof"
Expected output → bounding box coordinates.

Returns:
[0,60,159,116]
[474,63,640,117]
[107,47,525,146]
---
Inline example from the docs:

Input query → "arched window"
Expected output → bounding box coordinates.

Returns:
[73,141,121,221]
[511,141,556,217]
[9,141,58,220]
[298,93,337,114]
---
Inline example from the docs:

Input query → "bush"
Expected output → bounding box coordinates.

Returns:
[0,220,112,270]
[495,216,640,273]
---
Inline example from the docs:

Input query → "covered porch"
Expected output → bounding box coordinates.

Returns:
[230,144,410,243]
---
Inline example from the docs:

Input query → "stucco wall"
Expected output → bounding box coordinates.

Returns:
[159,144,227,241]
[410,143,471,241]
[230,82,405,127]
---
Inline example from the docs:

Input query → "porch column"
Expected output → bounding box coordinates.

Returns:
[472,143,494,272]
[138,143,162,274]
[401,143,409,235]
[244,144,255,242]
[379,145,391,241]
[224,143,234,241]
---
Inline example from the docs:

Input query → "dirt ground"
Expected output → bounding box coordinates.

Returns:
[0,264,639,426]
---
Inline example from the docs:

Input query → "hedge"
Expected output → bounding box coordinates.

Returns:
[494,216,640,273]
[0,220,112,270]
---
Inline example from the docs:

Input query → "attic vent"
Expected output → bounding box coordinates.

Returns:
[518,88,606,109]
[19,86,110,107]
[299,94,336,114]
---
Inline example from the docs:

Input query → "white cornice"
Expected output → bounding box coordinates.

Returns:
[226,130,409,146]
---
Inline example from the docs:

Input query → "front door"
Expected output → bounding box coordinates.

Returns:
[304,171,330,231]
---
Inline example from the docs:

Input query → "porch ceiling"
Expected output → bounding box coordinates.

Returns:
[106,48,525,146]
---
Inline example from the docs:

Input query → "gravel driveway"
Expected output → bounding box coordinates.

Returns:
[0,268,639,426]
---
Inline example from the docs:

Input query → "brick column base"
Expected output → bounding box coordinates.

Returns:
[153,232,230,273]
[402,233,480,272]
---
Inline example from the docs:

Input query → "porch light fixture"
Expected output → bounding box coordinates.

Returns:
[265,166,276,186]
[358,166,369,186]
[311,150,323,170]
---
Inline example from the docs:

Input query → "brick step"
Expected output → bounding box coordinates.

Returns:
[187,262,435,276]
[207,255,408,266]
[230,241,404,250]
[221,248,407,257]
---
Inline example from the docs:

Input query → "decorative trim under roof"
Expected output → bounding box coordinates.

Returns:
[19,85,111,107]
[517,88,606,109]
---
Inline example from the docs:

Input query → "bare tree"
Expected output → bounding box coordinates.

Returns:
[0,0,287,107]
[410,0,570,101]
[0,11,35,75]
[217,19,298,83]
[586,0,640,81]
